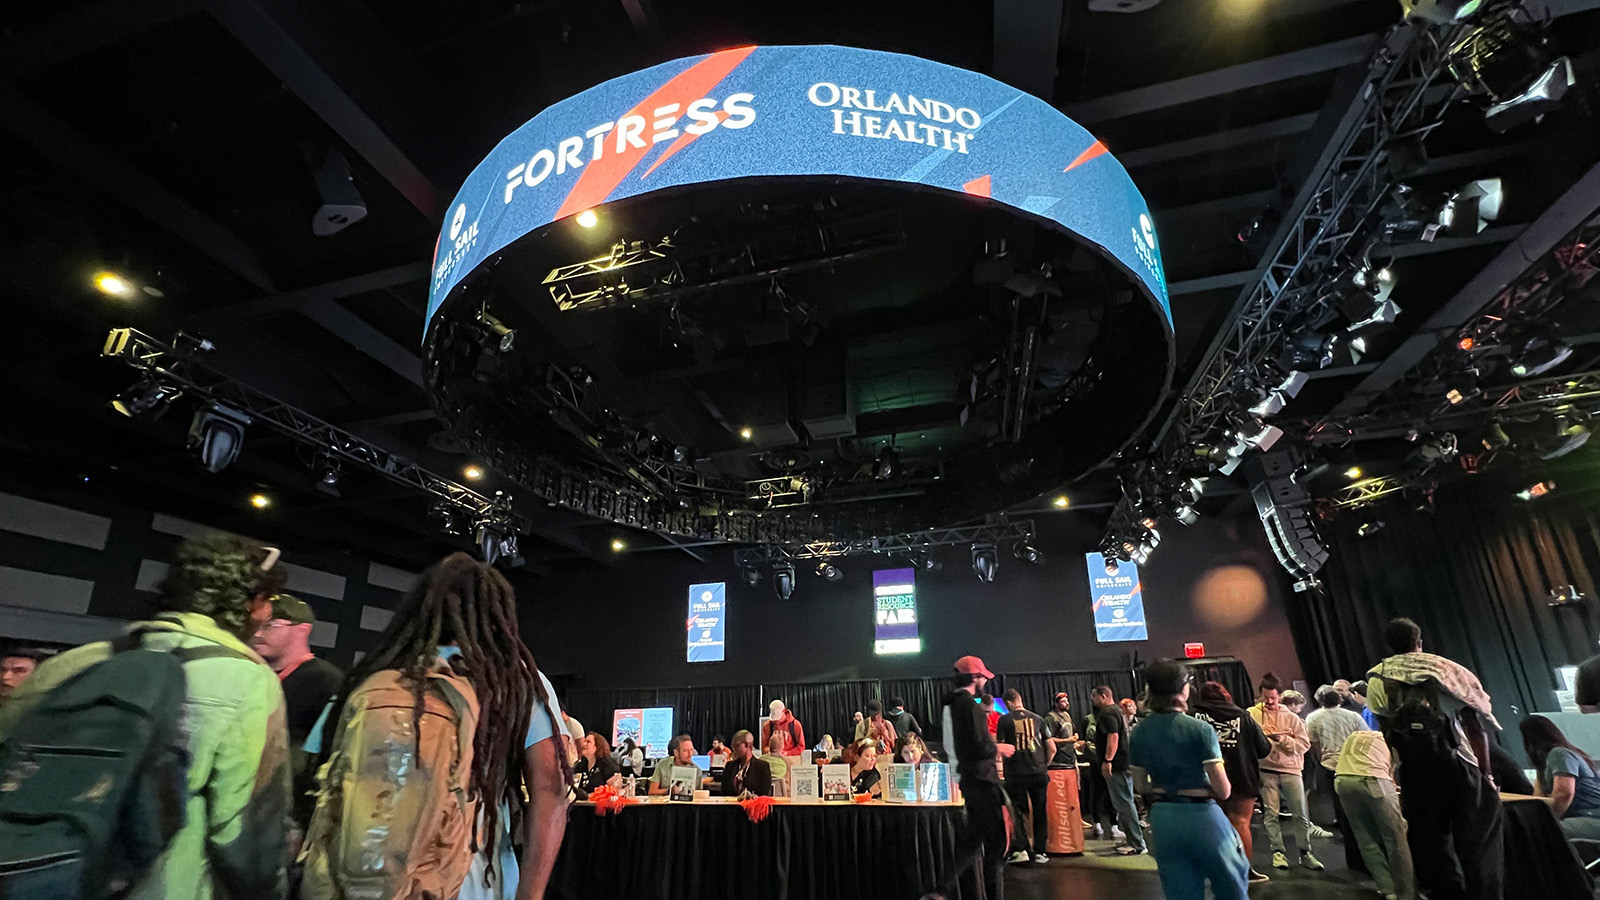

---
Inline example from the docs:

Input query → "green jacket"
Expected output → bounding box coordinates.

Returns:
[0,612,291,900]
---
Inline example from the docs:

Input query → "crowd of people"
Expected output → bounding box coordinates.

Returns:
[3,535,1598,900]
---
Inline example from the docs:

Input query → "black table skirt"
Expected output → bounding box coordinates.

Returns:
[550,801,969,900]
[1502,797,1592,900]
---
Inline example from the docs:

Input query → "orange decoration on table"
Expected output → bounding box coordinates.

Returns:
[851,793,875,804]
[739,796,775,823]
[589,785,635,815]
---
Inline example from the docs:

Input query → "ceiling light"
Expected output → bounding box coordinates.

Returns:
[773,561,796,600]
[1400,0,1485,22]
[1103,553,1120,575]
[741,563,762,586]
[1483,422,1512,451]
[1173,505,1199,526]
[576,209,599,228]
[1346,466,1363,480]
[463,465,485,480]
[611,538,626,552]
[1540,417,1590,460]
[93,271,133,297]
[739,427,753,441]
[1458,336,1477,351]
[1052,495,1070,509]
[1517,479,1556,500]
[1549,584,1587,607]
[249,493,271,509]
[815,561,842,581]
[1357,519,1386,537]
[1446,10,1575,133]
[971,543,999,583]
[1509,331,1572,378]
[188,404,250,473]
[1012,540,1044,565]
[109,378,179,418]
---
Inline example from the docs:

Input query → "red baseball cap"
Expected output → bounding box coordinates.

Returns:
[953,655,995,679]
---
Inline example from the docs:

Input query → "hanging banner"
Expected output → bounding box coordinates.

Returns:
[1085,552,1147,642]
[687,581,726,663]
[874,567,921,654]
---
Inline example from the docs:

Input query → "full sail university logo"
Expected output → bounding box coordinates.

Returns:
[1132,212,1163,286]
[433,202,480,292]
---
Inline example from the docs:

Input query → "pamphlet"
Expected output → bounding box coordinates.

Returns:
[668,766,699,802]
[918,762,951,803]
[788,764,820,802]
[887,763,918,803]
[821,763,851,801]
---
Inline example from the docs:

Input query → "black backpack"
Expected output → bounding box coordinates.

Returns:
[0,629,248,900]
[1379,675,1459,759]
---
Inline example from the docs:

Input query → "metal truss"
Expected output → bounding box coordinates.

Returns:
[542,206,905,312]
[736,519,1036,564]
[102,327,524,531]
[1323,476,1412,510]
[1299,366,1600,443]
[1103,20,1470,542]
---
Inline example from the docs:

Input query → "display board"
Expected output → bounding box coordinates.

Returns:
[1085,552,1147,642]
[612,706,675,758]
[873,567,921,655]
[428,44,1169,332]
[687,581,726,663]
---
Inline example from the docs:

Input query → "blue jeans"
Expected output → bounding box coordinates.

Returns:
[1148,801,1249,900]
[1100,769,1147,851]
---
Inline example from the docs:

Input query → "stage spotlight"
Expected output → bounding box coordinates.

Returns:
[1540,416,1590,460]
[1448,11,1575,133]
[1346,466,1363,480]
[773,561,796,600]
[971,543,999,583]
[741,563,763,586]
[1517,479,1556,500]
[1053,495,1070,509]
[1173,505,1200,526]
[576,209,599,228]
[1012,540,1044,565]
[815,561,843,581]
[1282,329,1340,370]
[1399,0,1485,23]
[1102,553,1120,575]
[1438,178,1504,237]
[1357,519,1386,537]
[110,378,179,418]
[1548,584,1587,607]
[1483,422,1512,451]
[913,552,943,572]
[611,538,626,552]
[1509,330,1572,377]
[873,446,899,480]
[187,404,250,473]
[314,456,342,497]
[94,271,134,297]
[249,493,272,510]
[739,427,754,441]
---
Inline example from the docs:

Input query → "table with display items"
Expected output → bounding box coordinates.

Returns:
[549,796,970,900]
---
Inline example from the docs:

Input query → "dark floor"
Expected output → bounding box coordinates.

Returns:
[1005,807,1376,900]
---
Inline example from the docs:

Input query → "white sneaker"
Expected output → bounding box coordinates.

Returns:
[1033,853,1050,864]
[1272,851,1289,869]
[1008,851,1030,864]
[1302,852,1325,871]
[1308,824,1335,840]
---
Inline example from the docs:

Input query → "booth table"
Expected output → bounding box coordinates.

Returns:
[1500,794,1592,900]
[550,798,971,900]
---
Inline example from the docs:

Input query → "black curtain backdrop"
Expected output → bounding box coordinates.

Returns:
[556,660,1249,753]
[1288,488,1600,756]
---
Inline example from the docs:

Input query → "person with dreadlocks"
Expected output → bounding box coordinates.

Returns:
[299,553,570,900]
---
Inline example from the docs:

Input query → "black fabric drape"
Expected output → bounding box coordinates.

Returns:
[763,680,881,748]
[550,803,969,900]
[659,684,765,746]
[1289,490,1600,758]
[1181,659,1254,708]
[993,670,1136,724]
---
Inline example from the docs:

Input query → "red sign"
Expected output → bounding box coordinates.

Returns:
[1183,642,1206,659]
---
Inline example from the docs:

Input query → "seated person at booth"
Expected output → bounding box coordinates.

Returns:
[814,734,839,758]
[1521,715,1600,840]
[897,733,933,765]
[765,732,791,781]
[574,731,620,800]
[720,729,774,797]
[649,734,709,795]
[849,738,883,797]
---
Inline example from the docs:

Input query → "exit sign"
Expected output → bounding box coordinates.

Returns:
[1184,642,1206,659]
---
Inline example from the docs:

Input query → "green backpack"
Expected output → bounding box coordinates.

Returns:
[0,630,247,900]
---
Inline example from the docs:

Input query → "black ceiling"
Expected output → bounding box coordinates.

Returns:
[3,0,1599,570]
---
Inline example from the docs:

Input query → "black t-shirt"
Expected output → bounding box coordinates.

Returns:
[885,708,922,738]
[720,756,773,797]
[852,765,882,795]
[1094,705,1130,772]
[281,657,344,748]
[575,754,620,799]
[1577,654,1600,708]
[1043,710,1079,767]
[997,709,1050,777]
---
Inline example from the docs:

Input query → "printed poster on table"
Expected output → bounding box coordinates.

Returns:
[687,581,726,663]
[1085,552,1147,642]
[821,764,852,801]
